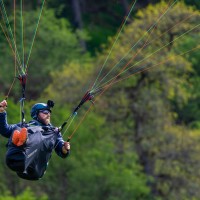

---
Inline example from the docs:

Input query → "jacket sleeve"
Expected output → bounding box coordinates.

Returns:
[54,132,70,158]
[0,112,18,138]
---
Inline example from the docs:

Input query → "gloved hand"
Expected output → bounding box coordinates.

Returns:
[0,100,7,113]
[62,141,70,154]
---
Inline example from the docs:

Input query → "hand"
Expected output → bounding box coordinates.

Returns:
[62,141,70,154]
[0,100,7,113]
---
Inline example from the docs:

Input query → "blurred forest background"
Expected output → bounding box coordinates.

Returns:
[0,0,200,199]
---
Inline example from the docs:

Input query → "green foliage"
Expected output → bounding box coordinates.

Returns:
[43,59,93,105]
[62,113,150,200]
[173,34,200,126]
[37,1,200,199]
[0,188,48,200]
[22,110,150,200]
[0,8,84,100]
[184,0,200,10]
[91,2,200,200]
[0,1,200,200]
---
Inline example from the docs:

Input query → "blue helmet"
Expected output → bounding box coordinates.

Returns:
[30,100,54,119]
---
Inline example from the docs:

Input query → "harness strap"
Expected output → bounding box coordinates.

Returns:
[18,74,27,125]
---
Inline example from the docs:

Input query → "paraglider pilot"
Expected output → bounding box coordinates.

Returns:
[0,99,70,180]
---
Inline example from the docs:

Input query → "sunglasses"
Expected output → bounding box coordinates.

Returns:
[39,110,51,115]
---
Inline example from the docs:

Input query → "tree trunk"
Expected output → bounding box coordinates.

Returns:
[30,0,41,9]
[71,0,87,51]
[71,0,83,29]
[138,0,151,7]
[129,76,159,196]
[120,0,130,15]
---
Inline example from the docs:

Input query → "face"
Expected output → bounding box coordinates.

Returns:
[37,110,51,125]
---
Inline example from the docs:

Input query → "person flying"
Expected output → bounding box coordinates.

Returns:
[0,99,70,180]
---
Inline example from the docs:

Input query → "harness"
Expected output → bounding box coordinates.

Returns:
[6,124,59,180]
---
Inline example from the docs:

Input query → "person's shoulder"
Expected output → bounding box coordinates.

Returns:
[27,120,42,128]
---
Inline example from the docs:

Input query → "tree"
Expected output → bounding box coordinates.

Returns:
[1,1,200,200]
[92,1,200,199]
[0,8,84,100]
[43,1,200,199]
[71,0,86,51]
[184,0,200,10]
[173,34,200,127]
[0,188,48,200]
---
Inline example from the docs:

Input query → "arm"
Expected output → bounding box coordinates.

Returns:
[55,132,70,158]
[0,101,18,138]
[0,112,18,138]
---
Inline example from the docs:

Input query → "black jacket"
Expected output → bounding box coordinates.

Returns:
[0,112,69,180]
